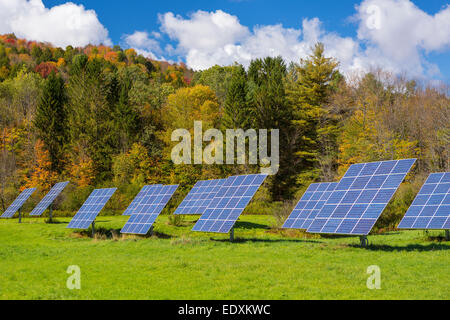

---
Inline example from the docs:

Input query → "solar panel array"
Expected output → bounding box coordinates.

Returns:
[123,185,162,216]
[121,185,179,235]
[398,172,450,230]
[29,182,69,216]
[174,179,226,215]
[1,188,36,218]
[192,174,268,234]
[307,159,416,235]
[67,188,116,229]
[283,182,338,230]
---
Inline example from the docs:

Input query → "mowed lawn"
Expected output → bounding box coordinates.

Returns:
[0,214,448,300]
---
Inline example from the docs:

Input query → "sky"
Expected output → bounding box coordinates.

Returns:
[0,0,449,81]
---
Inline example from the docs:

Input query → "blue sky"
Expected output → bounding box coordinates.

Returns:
[3,0,449,80]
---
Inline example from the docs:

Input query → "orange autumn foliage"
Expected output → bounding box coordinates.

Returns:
[23,140,58,192]
[69,150,95,187]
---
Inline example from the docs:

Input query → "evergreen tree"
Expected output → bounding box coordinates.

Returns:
[248,56,297,200]
[115,77,140,152]
[67,57,118,181]
[222,65,251,129]
[287,43,341,183]
[34,72,68,173]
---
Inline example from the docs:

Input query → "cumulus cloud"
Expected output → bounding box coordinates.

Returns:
[122,31,162,59]
[0,0,111,47]
[155,2,450,78]
[355,0,450,77]
[158,10,361,72]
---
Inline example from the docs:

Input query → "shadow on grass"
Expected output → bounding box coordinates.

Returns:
[234,221,270,230]
[74,227,174,240]
[44,219,66,225]
[371,231,402,236]
[211,237,322,244]
[350,243,450,252]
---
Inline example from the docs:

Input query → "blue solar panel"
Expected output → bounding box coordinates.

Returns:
[307,159,416,235]
[121,185,179,235]
[29,182,69,216]
[67,188,116,229]
[1,188,36,218]
[283,182,338,230]
[398,172,450,230]
[192,174,268,234]
[123,185,162,216]
[174,179,226,215]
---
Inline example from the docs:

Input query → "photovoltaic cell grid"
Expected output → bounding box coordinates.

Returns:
[123,185,162,216]
[282,182,338,230]
[67,188,116,229]
[121,185,179,235]
[29,181,69,216]
[398,172,450,230]
[307,159,416,236]
[174,179,226,215]
[192,174,268,234]
[1,188,36,218]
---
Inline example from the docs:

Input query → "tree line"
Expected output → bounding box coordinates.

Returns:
[0,34,448,230]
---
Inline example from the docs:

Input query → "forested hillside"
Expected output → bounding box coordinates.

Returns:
[0,33,448,231]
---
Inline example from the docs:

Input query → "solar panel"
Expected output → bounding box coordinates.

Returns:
[29,182,69,216]
[1,188,36,218]
[307,159,416,235]
[174,179,226,215]
[283,182,338,230]
[123,184,162,216]
[67,188,116,229]
[192,174,268,234]
[398,172,450,230]
[121,185,179,235]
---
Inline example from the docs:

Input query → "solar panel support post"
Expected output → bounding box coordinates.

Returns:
[18,208,22,224]
[359,235,369,247]
[48,204,53,224]
[91,221,95,238]
[446,230,450,241]
[230,228,235,242]
[149,226,154,236]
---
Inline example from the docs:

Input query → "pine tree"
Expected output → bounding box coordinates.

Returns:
[287,43,341,183]
[248,56,297,200]
[222,65,251,129]
[67,57,117,181]
[34,71,68,174]
[115,78,140,153]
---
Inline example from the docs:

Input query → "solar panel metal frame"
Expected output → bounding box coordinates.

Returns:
[1,188,36,218]
[398,172,450,230]
[174,179,226,215]
[307,159,416,236]
[192,174,268,234]
[67,188,117,230]
[123,184,162,216]
[282,182,338,230]
[121,185,179,235]
[29,181,69,216]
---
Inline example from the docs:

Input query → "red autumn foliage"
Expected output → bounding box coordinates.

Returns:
[35,62,58,78]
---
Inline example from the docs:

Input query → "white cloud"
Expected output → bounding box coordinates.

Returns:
[155,3,450,78]
[160,10,249,54]
[355,0,450,77]
[122,31,162,59]
[0,0,111,47]
[158,10,361,72]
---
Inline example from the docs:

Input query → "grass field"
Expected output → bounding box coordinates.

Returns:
[0,214,449,300]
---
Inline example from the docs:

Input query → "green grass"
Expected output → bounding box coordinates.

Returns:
[0,214,449,300]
